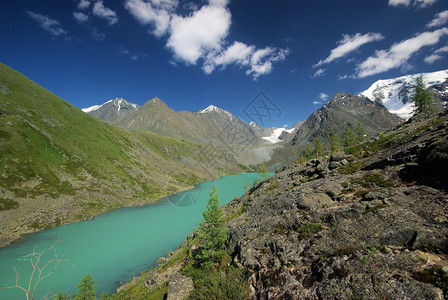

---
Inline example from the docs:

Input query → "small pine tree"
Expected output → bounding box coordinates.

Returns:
[258,163,268,179]
[412,76,434,116]
[326,131,340,155]
[74,274,96,300]
[197,186,228,265]
[314,137,323,158]
[341,125,356,148]
[304,142,314,160]
[355,123,365,143]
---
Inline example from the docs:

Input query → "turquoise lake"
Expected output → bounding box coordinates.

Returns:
[0,173,263,299]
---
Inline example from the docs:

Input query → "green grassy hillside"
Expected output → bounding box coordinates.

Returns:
[0,63,241,247]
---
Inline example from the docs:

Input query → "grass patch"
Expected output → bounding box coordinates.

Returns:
[351,174,394,189]
[0,198,19,211]
[297,223,323,239]
[364,204,388,214]
[339,160,363,174]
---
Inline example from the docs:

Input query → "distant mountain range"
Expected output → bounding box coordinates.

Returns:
[83,98,294,146]
[360,69,448,119]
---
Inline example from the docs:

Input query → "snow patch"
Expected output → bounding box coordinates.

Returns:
[199,105,234,119]
[262,128,288,143]
[360,69,448,119]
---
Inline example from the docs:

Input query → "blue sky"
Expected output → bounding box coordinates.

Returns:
[1,0,448,127]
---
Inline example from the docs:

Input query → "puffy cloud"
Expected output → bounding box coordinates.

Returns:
[319,92,328,100]
[427,10,448,28]
[73,12,89,23]
[93,1,118,25]
[356,28,448,78]
[203,41,255,73]
[167,2,231,64]
[125,0,286,79]
[125,0,178,37]
[246,48,289,80]
[424,45,448,63]
[78,0,91,10]
[388,0,411,6]
[315,33,384,67]
[27,11,67,36]
[415,0,437,8]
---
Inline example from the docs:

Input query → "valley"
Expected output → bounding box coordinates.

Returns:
[1,62,447,299]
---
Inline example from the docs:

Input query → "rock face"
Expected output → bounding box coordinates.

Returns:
[82,98,139,123]
[291,92,403,146]
[167,272,194,300]
[84,98,262,146]
[225,109,448,299]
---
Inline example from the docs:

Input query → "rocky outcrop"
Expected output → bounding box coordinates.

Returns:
[225,110,448,299]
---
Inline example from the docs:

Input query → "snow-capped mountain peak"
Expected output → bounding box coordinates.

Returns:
[81,98,138,114]
[199,105,234,119]
[360,69,448,119]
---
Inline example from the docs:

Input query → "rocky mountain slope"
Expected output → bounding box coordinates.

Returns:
[118,109,448,299]
[84,99,262,146]
[0,63,243,247]
[291,92,403,146]
[360,69,448,119]
[82,98,139,123]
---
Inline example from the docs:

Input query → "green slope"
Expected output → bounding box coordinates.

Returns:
[0,63,241,247]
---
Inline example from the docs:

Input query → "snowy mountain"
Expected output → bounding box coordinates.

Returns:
[82,98,139,123]
[360,69,448,119]
[249,121,296,144]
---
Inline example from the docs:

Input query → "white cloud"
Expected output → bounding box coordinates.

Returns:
[315,32,384,67]
[424,45,448,63]
[73,12,89,23]
[415,0,437,8]
[357,27,448,78]
[312,68,326,78]
[125,0,286,79]
[319,92,328,100]
[125,0,178,37]
[78,0,91,10]
[246,48,288,80]
[203,41,254,73]
[389,0,437,7]
[93,1,118,25]
[27,11,67,36]
[427,10,448,28]
[167,1,231,64]
[389,0,411,6]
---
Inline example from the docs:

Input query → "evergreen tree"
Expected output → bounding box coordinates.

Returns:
[74,274,96,300]
[341,125,356,148]
[326,131,340,155]
[197,186,228,265]
[314,137,323,158]
[412,76,434,116]
[355,123,365,143]
[258,163,268,179]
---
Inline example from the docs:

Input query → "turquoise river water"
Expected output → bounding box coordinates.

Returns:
[0,173,263,299]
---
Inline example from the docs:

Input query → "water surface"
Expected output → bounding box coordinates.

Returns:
[0,173,263,299]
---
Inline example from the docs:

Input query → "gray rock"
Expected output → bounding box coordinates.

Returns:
[167,272,194,300]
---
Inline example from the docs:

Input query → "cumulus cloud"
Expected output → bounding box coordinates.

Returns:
[389,0,437,7]
[424,45,448,63]
[427,10,448,28]
[125,0,286,79]
[356,28,448,78]
[78,0,91,10]
[27,11,67,36]
[315,33,384,67]
[167,1,231,64]
[73,12,89,23]
[93,1,118,25]
[125,0,178,37]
